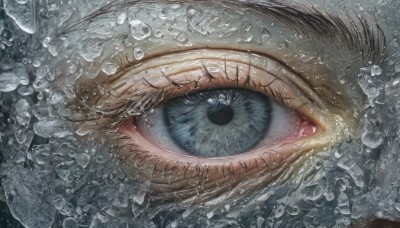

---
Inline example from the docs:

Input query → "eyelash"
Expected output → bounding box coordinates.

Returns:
[71,49,324,145]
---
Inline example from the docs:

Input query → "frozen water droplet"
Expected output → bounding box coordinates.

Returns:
[113,183,129,208]
[176,32,189,44]
[134,48,144,60]
[18,85,34,96]
[80,39,104,62]
[302,183,323,201]
[257,216,265,228]
[358,70,380,101]
[42,37,50,48]
[101,62,118,76]
[287,204,300,215]
[206,211,214,219]
[337,192,350,215]
[54,195,75,216]
[261,28,271,42]
[337,156,364,187]
[385,77,400,97]
[33,118,73,138]
[129,19,151,40]
[170,221,178,228]
[132,190,147,205]
[361,129,384,148]
[274,204,285,218]
[394,61,400,73]
[224,204,230,211]
[32,60,41,67]
[243,33,253,42]
[15,0,29,3]
[76,153,90,168]
[187,6,219,35]
[14,63,29,85]
[55,161,73,181]
[370,65,382,76]
[4,0,36,34]
[117,13,127,25]
[63,217,78,228]
[15,99,32,126]
[0,71,20,92]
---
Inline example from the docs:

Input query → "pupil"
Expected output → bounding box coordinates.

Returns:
[207,104,234,125]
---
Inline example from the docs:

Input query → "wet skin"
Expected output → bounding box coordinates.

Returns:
[1,0,400,227]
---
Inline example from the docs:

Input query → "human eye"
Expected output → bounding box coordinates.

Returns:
[69,0,361,212]
[3,1,398,228]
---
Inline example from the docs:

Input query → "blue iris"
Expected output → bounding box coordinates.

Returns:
[164,88,272,157]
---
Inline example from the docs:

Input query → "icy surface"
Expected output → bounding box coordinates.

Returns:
[3,0,36,34]
[0,1,400,228]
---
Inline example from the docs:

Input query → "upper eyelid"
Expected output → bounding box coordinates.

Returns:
[60,0,386,64]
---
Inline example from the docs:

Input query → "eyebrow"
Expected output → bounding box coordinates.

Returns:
[59,0,387,63]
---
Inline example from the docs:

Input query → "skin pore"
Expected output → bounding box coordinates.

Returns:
[0,0,399,227]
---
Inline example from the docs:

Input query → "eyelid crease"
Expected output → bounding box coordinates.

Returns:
[109,48,325,107]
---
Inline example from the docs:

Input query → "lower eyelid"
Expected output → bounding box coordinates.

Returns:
[112,117,320,203]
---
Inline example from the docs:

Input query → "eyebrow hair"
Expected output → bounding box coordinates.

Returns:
[59,0,387,63]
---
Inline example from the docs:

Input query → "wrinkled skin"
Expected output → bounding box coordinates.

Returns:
[1,0,400,227]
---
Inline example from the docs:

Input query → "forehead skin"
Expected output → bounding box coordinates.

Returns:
[1,0,400,228]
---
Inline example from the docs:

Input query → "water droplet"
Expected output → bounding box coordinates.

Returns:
[361,129,384,148]
[176,32,189,44]
[261,28,271,42]
[32,60,41,67]
[274,204,285,218]
[243,33,253,42]
[337,192,350,215]
[62,217,78,228]
[117,13,127,25]
[134,48,144,60]
[101,62,119,76]
[129,19,152,40]
[75,153,90,168]
[4,0,36,34]
[370,65,382,76]
[80,39,104,62]
[0,71,20,92]
[385,77,400,97]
